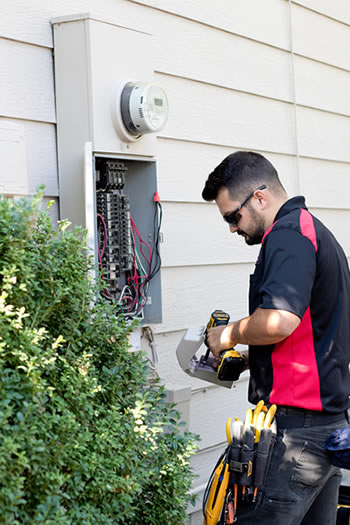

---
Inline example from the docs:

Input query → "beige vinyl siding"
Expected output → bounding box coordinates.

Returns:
[297,108,350,160]
[160,202,259,267]
[294,56,350,115]
[299,158,350,209]
[129,0,292,50]
[153,13,294,103]
[154,264,253,334]
[0,34,58,211]
[0,38,55,122]
[156,138,300,202]
[158,73,296,153]
[292,0,350,24]
[291,3,350,69]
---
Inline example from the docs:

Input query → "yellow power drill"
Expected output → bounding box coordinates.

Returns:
[204,310,246,382]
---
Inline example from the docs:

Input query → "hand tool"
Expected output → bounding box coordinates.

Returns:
[254,410,266,444]
[239,420,255,499]
[203,453,230,525]
[224,489,234,524]
[252,404,277,502]
[244,408,253,428]
[252,400,266,426]
[227,420,243,522]
[263,404,277,429]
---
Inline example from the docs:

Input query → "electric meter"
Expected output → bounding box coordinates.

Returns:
[112,80,169,143]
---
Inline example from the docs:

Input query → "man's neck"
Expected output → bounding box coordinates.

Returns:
[264,195,289,231]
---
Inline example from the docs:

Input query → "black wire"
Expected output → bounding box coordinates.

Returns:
[151,202,162,278]
[143,201,162,287]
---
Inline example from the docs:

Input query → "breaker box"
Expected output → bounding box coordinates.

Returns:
[89,153,162,322]
[52,13,165,323]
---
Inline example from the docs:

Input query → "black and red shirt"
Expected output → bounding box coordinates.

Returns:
[248,196,350,413]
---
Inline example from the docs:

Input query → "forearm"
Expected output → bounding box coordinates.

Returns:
[207,308,301,356]
[228,308,300,346]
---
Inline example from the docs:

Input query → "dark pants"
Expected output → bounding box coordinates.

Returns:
[236,412,348,525]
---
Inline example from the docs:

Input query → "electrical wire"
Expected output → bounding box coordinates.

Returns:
[144,201,162,287]
[97,213,107,273]
[98,192,162,319]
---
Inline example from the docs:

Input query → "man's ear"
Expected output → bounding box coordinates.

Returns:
[254,189,267,208]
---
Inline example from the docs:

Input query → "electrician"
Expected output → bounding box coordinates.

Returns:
[202,151,350,525]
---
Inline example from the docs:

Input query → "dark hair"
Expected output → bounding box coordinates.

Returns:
[202,151,286,201]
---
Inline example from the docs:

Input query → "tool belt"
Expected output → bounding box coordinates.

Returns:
[203,401,277,525]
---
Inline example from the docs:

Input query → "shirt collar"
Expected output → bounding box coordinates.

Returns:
[274,196,307,222]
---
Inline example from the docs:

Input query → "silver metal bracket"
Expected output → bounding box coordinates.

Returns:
[176,326,233,389]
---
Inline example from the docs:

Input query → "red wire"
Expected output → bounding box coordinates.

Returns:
[130,216,152,273]
[97,214,107,258]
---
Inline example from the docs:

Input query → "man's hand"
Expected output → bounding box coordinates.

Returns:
[206,325,237,358]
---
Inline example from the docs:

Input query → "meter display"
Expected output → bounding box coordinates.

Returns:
[120,81,169,137]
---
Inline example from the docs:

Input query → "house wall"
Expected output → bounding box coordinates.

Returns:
[1,1,349,523]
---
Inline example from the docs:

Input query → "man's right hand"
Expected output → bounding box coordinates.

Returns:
[206,324,237,358]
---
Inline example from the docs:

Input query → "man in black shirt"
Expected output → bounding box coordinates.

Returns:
[202,151,350,524]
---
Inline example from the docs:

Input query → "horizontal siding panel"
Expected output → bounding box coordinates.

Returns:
[129,0,291,51]
[160,202,259,267]
[0,118,58,196]
[190,377,250,450]
[156,74,296,155]
[154,12,293,103]
[294,56,350,116]
[0,38,55,122]
[0,119,28,195]
[292,0,350,26]
[0,0,156,48]
[309,208,350,257]
[24,121,59,196]
[0,0,92,47]
[292,3,350,70]
[297,106,350,162]
[153,264,252,334]
[299,158,350,209]
[156,139,299,203]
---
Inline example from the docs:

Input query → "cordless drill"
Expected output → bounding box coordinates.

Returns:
[203,310,246,382]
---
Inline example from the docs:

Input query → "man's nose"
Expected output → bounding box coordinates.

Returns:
[229,224,239,233]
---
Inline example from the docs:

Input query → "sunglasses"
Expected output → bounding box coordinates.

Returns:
[223,184,267,226]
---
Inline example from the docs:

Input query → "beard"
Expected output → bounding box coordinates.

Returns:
[238,205,266,245]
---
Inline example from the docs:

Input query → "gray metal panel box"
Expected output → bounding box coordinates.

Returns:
[52,14,163,324]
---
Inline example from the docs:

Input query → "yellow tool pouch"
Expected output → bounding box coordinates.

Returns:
[203,402,277,525]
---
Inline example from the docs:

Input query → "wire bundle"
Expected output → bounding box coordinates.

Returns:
[97,195,162,319]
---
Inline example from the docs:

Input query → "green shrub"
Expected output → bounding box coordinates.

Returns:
[0,192,198,524]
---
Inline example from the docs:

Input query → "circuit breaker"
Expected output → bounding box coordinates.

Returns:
[52,14,165,323]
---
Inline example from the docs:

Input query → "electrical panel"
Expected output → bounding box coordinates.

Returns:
[92,156,162,323]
